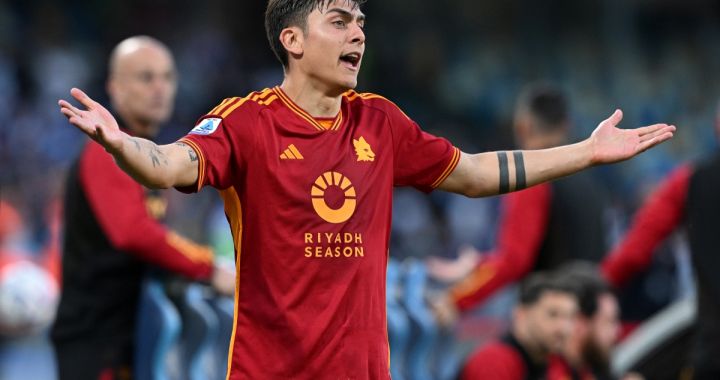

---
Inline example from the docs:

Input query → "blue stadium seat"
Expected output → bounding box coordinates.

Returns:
[134,278,182,380]
[176,284,220,380]
[402,261,439,380]
[210,296,235,380]
[386,259,410,380]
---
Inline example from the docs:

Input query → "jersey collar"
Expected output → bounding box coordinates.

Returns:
[273,86,343,132]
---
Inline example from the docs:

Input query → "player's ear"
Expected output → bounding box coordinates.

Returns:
[280,26,304,57]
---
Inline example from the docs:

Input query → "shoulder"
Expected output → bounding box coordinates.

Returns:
[188,88,278,137]
[342,90,411,121]
[205,88,278,121]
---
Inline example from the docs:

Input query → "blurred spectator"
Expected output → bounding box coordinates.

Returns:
[549,262,625,380]
[601,101,720,380]
[460,271,578,380]
[50,36,233,380]
[431,83,611,322]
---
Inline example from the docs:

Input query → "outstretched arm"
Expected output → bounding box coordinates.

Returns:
[439,110,675,197]
[59,88,198,189]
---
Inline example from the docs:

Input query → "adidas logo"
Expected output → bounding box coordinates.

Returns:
[280,144,304,160]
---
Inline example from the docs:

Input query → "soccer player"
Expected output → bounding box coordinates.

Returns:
[461,272,579,380]
[430,83,611,321]
[58,1,674,378]
[601,102,720,379]
[51,36,234,380]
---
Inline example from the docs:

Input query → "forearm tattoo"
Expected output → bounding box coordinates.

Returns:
[174,142,198,162]
[497,151,510,194]
[513,151,526,191]
[188,148,198,162]
[497,151,527,193]
[129,137,168,167]
[148,146,165,167]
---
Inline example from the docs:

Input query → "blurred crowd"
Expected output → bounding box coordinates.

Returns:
[2,0,720,379]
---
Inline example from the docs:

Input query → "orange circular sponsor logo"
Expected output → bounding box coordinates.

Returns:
[311,171,357,224]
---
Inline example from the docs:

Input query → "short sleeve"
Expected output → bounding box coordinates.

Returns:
[389,105,460,192]
[177,98,257,192]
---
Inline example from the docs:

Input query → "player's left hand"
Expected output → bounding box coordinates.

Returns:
[589,109,675,164]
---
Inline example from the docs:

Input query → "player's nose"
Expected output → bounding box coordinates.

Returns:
[350,23,365,45]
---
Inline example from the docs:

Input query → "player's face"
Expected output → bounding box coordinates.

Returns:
[301,1,365,91]
[524,291,578,355]
[109,45,177,135]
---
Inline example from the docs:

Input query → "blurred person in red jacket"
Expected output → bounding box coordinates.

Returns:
[432,83,611,324]
[601,102,720,380]
[461,271,578,380]
[50,36,234,380]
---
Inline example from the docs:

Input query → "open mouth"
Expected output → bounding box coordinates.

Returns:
[340,52,361,69]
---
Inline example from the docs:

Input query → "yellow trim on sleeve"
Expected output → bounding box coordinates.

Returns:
[431,147,461,189]
[178,138,206,192]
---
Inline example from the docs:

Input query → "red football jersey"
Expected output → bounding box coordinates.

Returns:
[180,87,459,379]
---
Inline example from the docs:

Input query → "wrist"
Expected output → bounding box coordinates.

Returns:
[577,138,598,167]
[102,131,128,157]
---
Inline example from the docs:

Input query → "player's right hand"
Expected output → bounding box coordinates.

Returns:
[59,88,126,154]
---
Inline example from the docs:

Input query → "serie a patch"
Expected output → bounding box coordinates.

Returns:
[190,118,221,135]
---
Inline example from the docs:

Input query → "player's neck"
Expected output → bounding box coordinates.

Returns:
[280,77,343,118]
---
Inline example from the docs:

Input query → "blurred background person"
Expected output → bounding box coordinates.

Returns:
[0,200,59,338]
[431,82,611,323]
[49,36,234,380]
[460,271,578,380]
[601,100,720,380]
[548,262,626,380]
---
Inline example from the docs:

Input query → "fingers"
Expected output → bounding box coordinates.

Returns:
[638,131,674,153]
[639,125,676,143]
[605,109,623,126]
[59,107,76,120]
[59,100,99,137]
[637,123,675,137]
[70,87,96,109]
[58,99,82,116]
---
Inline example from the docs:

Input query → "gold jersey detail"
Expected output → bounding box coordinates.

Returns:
[353,136,375,162]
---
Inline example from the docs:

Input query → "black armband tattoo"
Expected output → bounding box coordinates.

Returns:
[513,151,526,190]
[497,151,510,194]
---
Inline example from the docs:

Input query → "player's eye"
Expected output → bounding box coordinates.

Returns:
[332,20,346,28]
